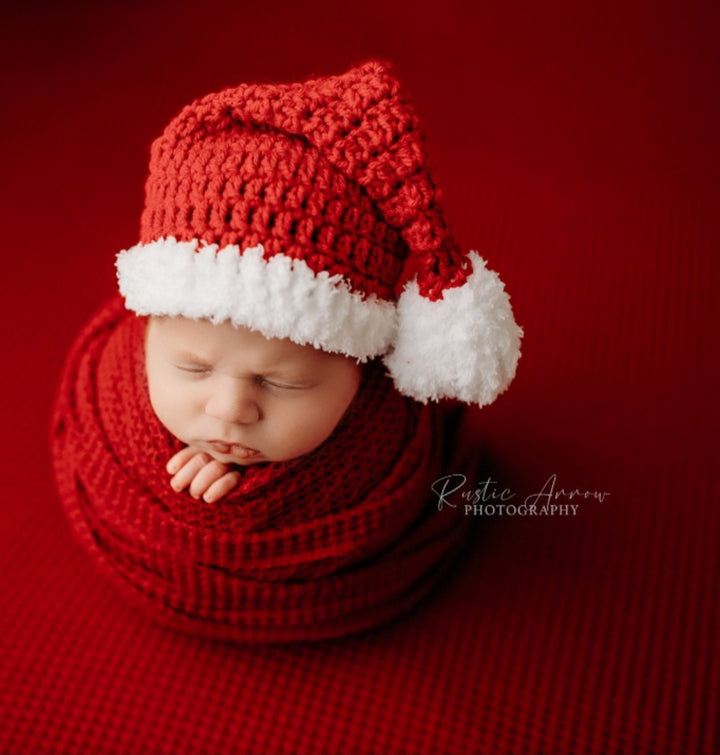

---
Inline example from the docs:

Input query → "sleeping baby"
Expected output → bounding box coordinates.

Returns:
[50,60,521,643]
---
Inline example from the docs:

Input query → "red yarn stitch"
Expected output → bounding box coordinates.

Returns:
[140,61,469,303]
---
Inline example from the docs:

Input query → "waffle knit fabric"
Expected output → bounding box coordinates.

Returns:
[49,295,469,642]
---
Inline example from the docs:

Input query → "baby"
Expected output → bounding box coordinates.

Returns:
[51,60,521,642]
[146,314,362,503]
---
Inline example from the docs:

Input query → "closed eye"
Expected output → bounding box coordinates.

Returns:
[174,363,212,375]
[256,376,310,391]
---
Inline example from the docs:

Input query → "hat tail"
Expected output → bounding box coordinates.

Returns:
[384,251,522,406]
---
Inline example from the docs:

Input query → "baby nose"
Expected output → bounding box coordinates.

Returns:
[205,377,261,424]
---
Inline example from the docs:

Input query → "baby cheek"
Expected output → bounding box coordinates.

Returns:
[294,401,347,451]
[153,381,201,430]
[259,407,311,458]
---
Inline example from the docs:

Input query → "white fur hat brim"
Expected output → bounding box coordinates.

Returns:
[116,240,521,406]
[116,238,396,360]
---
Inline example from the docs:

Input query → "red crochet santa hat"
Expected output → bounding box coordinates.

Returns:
[116,60,522,406]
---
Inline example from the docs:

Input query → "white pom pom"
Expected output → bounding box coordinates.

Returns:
[384,251,522,406]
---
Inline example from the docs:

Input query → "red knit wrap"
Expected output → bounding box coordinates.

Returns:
[50,297,469,642]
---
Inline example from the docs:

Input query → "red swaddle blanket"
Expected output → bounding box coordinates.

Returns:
[50,296,469,642]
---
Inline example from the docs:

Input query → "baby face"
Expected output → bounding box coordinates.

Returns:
[145,316,362,465]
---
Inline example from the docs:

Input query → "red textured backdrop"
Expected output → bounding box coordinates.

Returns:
[1,1,718,754]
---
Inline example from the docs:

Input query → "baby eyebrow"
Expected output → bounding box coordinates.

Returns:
[172,350,212,364]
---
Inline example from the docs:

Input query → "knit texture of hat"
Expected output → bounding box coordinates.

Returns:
[117,60,522,406]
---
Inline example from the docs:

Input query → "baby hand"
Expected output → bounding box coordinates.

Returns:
[166,446,242,503]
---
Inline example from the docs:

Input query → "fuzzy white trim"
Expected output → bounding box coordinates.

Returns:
[384,251,522,406]
[116,238,397,359]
